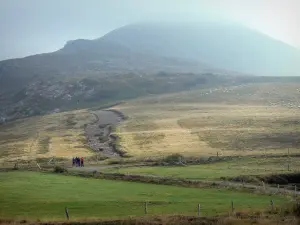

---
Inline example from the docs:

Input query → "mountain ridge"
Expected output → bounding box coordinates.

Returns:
[1,21,300,122]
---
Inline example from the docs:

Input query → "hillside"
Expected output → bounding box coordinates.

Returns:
[2,81,300,163]
[0,36,227,122]
[1,21,300,122]
[0,70,243,122]
[0,39,213,93]
[113,82,300,159]
[102,22,300,76]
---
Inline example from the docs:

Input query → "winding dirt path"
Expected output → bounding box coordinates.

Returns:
[85,110,124,158]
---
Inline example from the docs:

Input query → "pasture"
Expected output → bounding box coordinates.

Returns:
[0,82,299,223]
[102,156,300,180]
[0,171,287,221]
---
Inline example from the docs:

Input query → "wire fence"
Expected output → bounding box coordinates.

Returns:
[263,182,300,196]
[1,161,300,220]
[58,197,291,221]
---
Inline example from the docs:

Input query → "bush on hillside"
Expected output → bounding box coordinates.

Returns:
[13,163,19,170]
[53,166,67,173]
[162,154,186,166]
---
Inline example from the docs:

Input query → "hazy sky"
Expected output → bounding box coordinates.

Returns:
[0,0,299,60]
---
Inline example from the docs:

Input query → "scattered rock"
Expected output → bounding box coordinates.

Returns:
[84,110,125,158]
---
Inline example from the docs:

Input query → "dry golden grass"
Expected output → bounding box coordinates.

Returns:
[1,83,300,162]
[112,83,300,159]
[0,109,96,164]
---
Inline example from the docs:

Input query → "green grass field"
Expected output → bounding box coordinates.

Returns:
[103,156,300,180]
[0,171,287,221]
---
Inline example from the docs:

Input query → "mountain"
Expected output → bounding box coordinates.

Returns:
[0,37,231,122]
[101,22,300,76]
[1,21,300,122]
[0,39,214,93]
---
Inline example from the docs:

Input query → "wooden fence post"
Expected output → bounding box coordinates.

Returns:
[65,207,69,220]
[277,184,280,193]
[270,200,274,212]
[262,181,265,191]
[144,202,148,214]
[198,204,201,217]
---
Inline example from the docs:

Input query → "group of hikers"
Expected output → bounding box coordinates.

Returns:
[72,157,84,167]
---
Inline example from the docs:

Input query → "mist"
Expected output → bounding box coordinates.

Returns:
[0,0,299,60]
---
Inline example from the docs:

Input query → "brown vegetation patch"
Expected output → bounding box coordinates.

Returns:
[64,114,77,128]
[197,129,300,152]
[0,133,29,144]
[37,136,50,154]
[133,133,166,146]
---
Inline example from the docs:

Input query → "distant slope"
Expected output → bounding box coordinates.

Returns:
[101,22,300,76]
[0,39,214,94]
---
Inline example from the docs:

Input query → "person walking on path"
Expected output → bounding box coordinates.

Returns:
[80,157,84,167]
[72,157,75,167]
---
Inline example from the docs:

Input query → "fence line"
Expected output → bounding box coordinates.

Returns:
[61,199,288,220]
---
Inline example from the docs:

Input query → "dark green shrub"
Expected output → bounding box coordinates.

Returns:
[54,166,67,173]
[162,154,185,166]
[13,163,19,170]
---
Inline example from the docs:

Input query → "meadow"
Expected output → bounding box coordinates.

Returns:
[0,109,96,166]
[0,82,300,224]
[1,82,300,163]
[102,156,300,180]
[0,171,287,221]
[112,83,300,159]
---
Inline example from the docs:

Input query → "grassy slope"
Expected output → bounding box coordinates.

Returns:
[0,171,287,220]
[112,83,300,159]
[0,74,245,163]
[103,156,300,180]
[0,110,95,164]
[2,82,300,162]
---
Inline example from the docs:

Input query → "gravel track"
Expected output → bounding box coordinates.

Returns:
[85,110,124,158]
